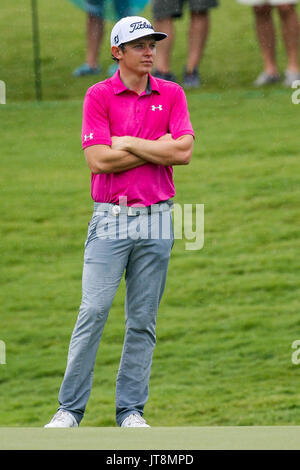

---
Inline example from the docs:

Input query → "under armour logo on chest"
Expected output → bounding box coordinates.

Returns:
[151,105,163,111]
[84,133,94,141]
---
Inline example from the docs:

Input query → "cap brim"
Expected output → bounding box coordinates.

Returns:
[152,32,168,42]
[122,31,168,45]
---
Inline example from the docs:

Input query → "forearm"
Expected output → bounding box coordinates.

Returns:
[84,145,145,174]
[118,135,193,166]
[99,149,145,174]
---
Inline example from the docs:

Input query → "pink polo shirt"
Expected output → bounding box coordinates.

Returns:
[81,70,194,206]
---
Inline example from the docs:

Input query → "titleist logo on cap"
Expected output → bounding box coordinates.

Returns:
[110,16,167,47]
[129,21,153,34]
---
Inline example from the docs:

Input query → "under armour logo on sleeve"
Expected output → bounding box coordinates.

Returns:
[84,133,94,141]
[151,105,163,111]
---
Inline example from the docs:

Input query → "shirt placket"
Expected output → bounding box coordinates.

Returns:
[135,93,148,129]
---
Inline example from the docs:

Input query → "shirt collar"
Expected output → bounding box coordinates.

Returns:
[148,74,160,94]
[111,69,160,95]
[111,69,128,94]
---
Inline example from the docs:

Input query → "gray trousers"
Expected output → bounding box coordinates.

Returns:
[58,202,174,426]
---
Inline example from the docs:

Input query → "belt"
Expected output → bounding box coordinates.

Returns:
[93,200,173,217]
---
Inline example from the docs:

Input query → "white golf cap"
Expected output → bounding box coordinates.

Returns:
[111,16,167,48]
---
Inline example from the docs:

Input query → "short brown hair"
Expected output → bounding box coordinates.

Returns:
[111,43,126,62]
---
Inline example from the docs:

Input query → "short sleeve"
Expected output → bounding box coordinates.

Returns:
[81,89,112,149]
[169,86,195,140]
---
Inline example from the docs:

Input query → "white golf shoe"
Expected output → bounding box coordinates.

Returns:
[121,413,150,427]
[284,70,300,87]
[44,410,78,428]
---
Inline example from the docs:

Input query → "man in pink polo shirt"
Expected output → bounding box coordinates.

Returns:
[45,16,194,429]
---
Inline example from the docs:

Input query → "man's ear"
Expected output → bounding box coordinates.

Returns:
[111,46,122,61]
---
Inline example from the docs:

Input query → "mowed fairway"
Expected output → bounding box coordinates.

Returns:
[1,426,300,450]
[1,0,300,448]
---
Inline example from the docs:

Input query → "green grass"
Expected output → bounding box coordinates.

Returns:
[1,0,300,429]
[1,427,300,450]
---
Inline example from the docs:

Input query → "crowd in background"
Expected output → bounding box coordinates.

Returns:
[72,0,300,88]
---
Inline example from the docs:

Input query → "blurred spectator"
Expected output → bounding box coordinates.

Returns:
[238,0,300,86]
[72,0,131,77]
[152,0,219,88]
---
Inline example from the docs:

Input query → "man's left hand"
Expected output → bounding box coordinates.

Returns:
[111,136,130,152]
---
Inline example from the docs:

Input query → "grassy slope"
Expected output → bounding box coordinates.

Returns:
[0,1,300,427]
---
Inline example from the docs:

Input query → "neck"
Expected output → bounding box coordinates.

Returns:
[119,68,148,95]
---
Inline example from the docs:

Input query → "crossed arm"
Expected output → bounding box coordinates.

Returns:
[84,134,194,174]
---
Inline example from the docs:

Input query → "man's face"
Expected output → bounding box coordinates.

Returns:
[115,36,156,75]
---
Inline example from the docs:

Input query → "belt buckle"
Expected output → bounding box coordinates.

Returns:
[127,206,152,216]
